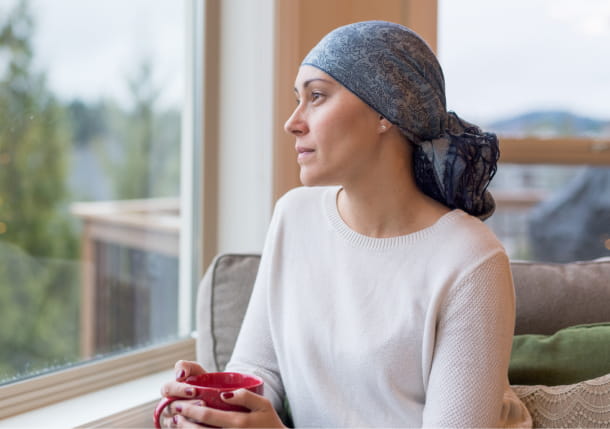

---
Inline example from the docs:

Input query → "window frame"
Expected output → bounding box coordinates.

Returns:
[0,0,206,419]
[500,137,610,165]
[0,338,195,419]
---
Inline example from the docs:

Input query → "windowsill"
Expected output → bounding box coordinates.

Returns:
[0,370,172,428]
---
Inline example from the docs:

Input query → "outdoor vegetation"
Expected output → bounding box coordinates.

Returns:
[0,0,180,383]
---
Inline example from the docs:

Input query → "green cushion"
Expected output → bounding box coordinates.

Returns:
[509,323,610,386]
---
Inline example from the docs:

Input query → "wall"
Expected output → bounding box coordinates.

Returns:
[212,0,275,258]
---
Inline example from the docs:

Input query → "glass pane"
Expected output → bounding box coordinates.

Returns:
[439,0,610,262]
[488,165,610,262]
[438,0,610,138]
[0,0,186,383]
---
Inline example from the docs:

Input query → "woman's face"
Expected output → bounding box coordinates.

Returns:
[284,65,383,187]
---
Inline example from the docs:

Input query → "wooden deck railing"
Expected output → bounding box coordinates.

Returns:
[71,198,180,358]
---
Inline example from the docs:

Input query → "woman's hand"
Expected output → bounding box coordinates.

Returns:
[158,360,207,428]
[171,388,286,428]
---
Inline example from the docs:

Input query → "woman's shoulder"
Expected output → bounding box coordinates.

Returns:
[274,185,338,212]
[437,209,507,263]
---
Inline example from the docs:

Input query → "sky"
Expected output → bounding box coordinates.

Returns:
[0,0,608,123]
[0,0,185,109]
[438,0,610,124]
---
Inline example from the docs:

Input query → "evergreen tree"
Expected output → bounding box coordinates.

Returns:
[0,0,75,257]
[68,99,108,146]
[0,0,79,381]
[100,59,180,199]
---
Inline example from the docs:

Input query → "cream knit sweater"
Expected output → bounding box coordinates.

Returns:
[227,186,531,428]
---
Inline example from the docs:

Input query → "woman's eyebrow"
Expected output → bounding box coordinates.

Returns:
[293,78,334,93]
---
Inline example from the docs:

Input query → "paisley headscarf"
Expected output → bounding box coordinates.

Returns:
[302,21,498,220]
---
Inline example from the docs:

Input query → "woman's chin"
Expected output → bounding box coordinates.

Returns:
[300,179,340,189]
[299,171,316,187]
[299,172,325,187]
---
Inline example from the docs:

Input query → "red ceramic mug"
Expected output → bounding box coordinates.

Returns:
[153,372,264,429]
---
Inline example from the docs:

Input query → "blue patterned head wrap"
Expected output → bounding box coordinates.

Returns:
[302,21,498,220]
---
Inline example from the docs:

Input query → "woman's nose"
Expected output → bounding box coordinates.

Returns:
[284,107,307,136]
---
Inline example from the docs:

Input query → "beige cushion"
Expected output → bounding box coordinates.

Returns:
[196,254,261,371]
[512,257,610,335]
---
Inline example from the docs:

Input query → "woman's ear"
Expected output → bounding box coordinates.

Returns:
[378,117,392,133]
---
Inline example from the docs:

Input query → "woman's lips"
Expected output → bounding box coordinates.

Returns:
[296,145,315,161]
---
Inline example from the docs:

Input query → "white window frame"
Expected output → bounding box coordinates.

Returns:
[0,0,206,420]
[0,338,196,420]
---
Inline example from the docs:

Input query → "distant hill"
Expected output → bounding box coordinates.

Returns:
[488,110,610,138]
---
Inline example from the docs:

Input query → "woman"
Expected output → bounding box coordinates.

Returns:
[160,21,532,428]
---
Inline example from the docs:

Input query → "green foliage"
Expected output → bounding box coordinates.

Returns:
[0,0,76,258]
[0,0,79,382]
[0,243,79,380]
[98,59,181,199]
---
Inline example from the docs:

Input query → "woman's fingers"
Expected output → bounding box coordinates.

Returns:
[174,360,206,381]
[161,385,285,428]
[160,380,199,399]
[160,413,177,428]
[160,400,202,428]
[173,414,207,428]
[177,401,248,428]
[160,404,180,428]
[175,395,286,428]
[157,362,206,427]
[161,361,207,398]
[220,388,268,412]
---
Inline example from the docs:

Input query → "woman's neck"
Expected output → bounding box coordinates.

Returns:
[336,174,450,239]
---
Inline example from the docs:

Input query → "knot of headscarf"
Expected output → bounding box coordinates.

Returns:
[413,113,498,220]
[302,20,499,220]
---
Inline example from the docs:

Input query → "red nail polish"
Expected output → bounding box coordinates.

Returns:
[185,387,195,396]
[176,369,185,379]
[172,415,179,424]
[175,405,182,413]
[221,392,234,399]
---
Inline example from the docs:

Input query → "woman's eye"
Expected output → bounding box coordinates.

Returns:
[311,92,323,102]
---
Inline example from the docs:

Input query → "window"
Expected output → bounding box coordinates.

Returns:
[438,0,610,262]
[0,0,196,396]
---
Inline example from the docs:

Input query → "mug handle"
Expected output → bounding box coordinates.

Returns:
[153,396,178,429]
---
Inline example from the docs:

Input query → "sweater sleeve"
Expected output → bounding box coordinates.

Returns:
[422,251,516,428]
[225,208,285,413]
